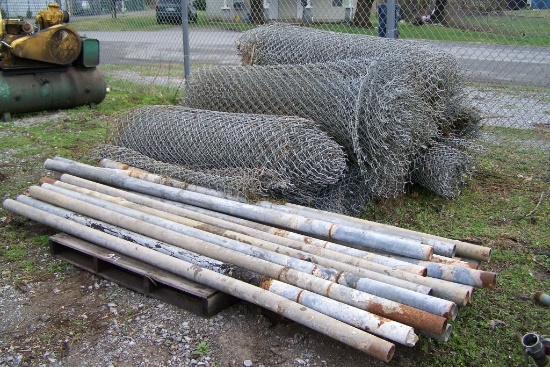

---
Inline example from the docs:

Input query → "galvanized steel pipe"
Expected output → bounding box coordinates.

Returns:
[282,202,492,261]
[2,198,395,361]
[44,158,434,260]
[35,183,457,321]
[17,195,418,347]
[377,254,496,288]
[45,158,472,305]
[133,195,473,306]
[53,175,434,295]
[27,185,449,336]
[44,176,427,276]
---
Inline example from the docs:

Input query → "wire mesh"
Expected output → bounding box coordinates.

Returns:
[101,105,348,199]
[183,56,472,198]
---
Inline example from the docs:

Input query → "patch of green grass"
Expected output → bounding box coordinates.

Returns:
[323,14,549,46]
[72,10,254,32]
[194,341,211,356]
[2,243,28,261]
[362,125,549,367]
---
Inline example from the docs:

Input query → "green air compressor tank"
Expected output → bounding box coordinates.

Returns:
[0,66,107,121]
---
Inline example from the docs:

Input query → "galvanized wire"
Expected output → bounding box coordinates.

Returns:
[100,106,347,199]
[183,59,444,198]
[235,23,464,124]
[93,144,277,199]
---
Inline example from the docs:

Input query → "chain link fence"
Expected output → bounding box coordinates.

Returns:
[8,0,546,212]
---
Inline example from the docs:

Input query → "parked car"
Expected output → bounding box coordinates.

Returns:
[156,0,198,24]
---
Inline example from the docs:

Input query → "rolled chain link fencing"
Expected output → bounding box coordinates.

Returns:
[23,0,547,214]
[98,106,348,199]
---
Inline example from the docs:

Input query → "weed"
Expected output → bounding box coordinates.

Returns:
[194,341,211,356]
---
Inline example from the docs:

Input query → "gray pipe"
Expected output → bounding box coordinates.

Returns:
[2,198,395,362]
[145,199,473,306]
[49,176,430,278]
[282,202,492,261]
[26,186,449,336]
[36,183,458,321]
[522,333,550,367]
[52,175,434,295]
[95,157,491,262]
[17,195,418,347]
[259,201,456,257]
[44,158,434,260]
[377,254,496,288]
[46,158,472,306]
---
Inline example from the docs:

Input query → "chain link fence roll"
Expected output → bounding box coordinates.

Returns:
[183,59,442,198]
[93,144,276,199]
[103,106,348,198]
[236,23,464,124]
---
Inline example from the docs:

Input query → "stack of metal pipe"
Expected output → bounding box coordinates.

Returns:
[2,157,496,363]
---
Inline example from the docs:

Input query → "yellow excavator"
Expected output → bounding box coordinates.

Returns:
[0,3,107,121]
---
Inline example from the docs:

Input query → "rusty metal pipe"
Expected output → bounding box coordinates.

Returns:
[44,158,434,260]
[26,186,449,336]
[374,254,496,288]
[97,158,247,203]
[54,175,433,295]
[93,158,491,262]
[17,195,418,346]
[140,196,473,306]
[50,175,428,277]
[38,182,457,320]
[46,159,471,306]
[2,199,395,361]
[151,202,472,305]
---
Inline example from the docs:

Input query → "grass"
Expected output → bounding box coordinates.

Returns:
[0,73,175,282]
[68,8,550,46]
[362,126,549,366]
[70,10,255,32]
[0,70,548,365]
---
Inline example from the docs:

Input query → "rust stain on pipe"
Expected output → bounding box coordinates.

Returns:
[39,177,57,185]
[260,279,274,290]
[368,303,447,336]
[479,271,497,289]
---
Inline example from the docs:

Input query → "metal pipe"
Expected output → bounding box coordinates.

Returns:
[26,186,449,336]
[420,324,453,343]
[17,195,418,346]
[48,175,428,277]
[534,292,550,306]
[98,158,247,203]
[53,175,434,295]
[36,183,457,321]
[44,158,434,260]
[374,254,496,288]
[93,159,441,266]
[46,159,471,306]
[60,171,427,275]
[258,201,456,258]
[135,196,473,306]
[281,202,492,261]
[431,254,479,269]
[522,333,550,367]
[2,199,395,361]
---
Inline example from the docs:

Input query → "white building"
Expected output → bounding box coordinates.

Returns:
[205,0,357,22]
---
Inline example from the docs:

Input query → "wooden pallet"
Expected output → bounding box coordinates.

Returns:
[49,233,237,317]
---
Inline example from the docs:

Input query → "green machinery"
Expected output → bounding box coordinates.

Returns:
[0,3,107,121]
